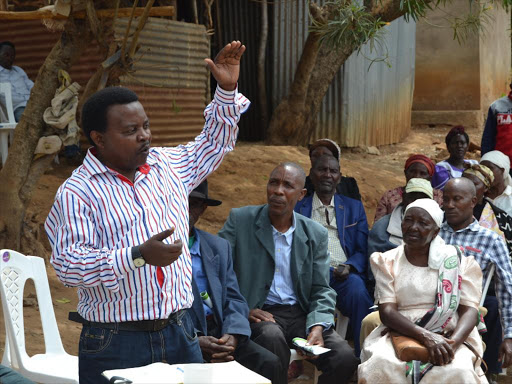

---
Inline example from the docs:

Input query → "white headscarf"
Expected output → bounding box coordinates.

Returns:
[403,198,453,269]
[481,150,512,187]
[404,198,443,228]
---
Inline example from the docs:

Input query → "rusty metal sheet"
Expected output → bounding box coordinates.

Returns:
[129,85,207,146]
[115,18,209,90]
[0,20,103,86]
[0,17,209,146]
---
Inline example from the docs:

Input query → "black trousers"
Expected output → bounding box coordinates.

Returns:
[234,338,285,384]
[250,304,359,384]
[482,295,502,373]
[207,316,283,384]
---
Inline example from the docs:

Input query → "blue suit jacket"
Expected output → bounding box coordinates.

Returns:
[294,194,369,277]
[188,228,251,338]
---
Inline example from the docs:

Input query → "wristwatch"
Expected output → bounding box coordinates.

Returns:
[131,246,146,268]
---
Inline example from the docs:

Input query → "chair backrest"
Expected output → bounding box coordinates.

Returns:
[479,263,495,307]
[0,83,16,124]
[0,249,66,366]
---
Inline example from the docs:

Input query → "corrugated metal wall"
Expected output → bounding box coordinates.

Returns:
[115,18,209,145]
[0,17,209,146]
[336,19,416,147]
[0,20,103,86]
[217,0,271,141]
[271,0,416,147]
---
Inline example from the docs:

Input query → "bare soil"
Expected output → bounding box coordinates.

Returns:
[2,125,510,383]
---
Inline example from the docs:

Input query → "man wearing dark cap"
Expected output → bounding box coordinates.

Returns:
[187,180,283,384]
[306,138,361,200]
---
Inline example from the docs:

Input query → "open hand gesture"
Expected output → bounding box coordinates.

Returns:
[205,41,246,92]
[139,228,183,267]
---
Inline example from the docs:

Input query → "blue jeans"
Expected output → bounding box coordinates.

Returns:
[13,106,24,122]
[78,311,203,384]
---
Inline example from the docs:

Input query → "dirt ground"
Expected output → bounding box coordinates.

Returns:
[2,124,510,383]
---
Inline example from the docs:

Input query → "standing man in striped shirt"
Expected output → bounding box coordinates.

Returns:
[45,41,249,384]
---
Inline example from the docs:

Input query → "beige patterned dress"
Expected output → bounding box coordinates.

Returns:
[358,246,488,384]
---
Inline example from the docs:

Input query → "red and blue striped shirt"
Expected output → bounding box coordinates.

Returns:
[45,86,249,322]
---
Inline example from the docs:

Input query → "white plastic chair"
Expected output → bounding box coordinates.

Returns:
[0,249,79,383]
[334,308,349,339]
[0,83,17,166]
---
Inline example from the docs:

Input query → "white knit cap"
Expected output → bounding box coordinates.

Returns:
[404,198,444,228]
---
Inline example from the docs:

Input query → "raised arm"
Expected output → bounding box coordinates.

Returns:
[163,42,250,193]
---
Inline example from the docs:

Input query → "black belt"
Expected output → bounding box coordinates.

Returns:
[69,310,185,332]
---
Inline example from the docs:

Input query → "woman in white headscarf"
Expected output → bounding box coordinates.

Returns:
[481,150,512,215]
[359,199,486,384]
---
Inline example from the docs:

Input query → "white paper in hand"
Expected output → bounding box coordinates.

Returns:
[292,337,331,356]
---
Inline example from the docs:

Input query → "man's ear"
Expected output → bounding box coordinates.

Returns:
[298,188,307,202]
[90,131,104,149]
[470,195,478,208]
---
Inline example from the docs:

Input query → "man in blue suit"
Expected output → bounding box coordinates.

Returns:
[294,155,372,356]
[187,180,283,384]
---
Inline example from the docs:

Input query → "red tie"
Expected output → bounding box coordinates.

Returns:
[157,267,164,287]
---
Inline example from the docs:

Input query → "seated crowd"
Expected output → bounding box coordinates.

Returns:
[182,130,512,383]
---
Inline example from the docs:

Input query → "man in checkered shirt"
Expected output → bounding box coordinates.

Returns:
[440,177,512,377]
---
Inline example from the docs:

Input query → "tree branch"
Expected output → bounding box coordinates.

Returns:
[128,0,155,58]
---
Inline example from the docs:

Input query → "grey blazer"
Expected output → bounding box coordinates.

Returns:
[218,204,336,329]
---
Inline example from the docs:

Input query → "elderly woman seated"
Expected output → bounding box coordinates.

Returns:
[359,199,487,383]
[374,154,443,223]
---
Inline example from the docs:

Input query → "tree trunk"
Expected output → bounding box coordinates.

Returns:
[266,0,416,145]
[0,17,92,252]
[295,42,358,145]
[257,0,269,135]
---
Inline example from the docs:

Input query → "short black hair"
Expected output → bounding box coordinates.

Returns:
[445,125,470,147]
[81,86,139,145]
[0,41,15,51]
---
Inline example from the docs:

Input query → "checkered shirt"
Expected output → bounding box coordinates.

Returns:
[440,219,512,338]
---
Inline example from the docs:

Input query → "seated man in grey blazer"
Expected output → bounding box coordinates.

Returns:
[187,180,283,384]
[219,162,359,384]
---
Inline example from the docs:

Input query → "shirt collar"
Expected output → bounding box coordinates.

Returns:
[271,212,297,246]
[81,147,152,179]
[441,218,480,233]
[312,192,334,210]
[189,227,201,255]
[502,185,512,196]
